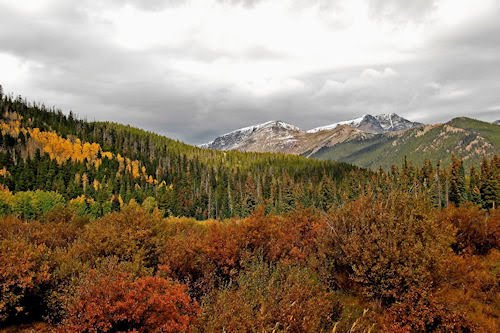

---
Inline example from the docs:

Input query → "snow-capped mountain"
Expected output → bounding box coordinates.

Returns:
[307,113,421,134]
[199,115,497,170]
[201,120,303,151]
[374,113,423,131]
[306,115,368,133]
[201,113,422,155]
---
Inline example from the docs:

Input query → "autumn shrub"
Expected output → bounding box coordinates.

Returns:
[40,204,168,323]
[159,217,243,296]
[320,194,455,305]
[384,288,474,332]
[242,207,325,265]
[66,202,165,270]
[160,208,326,297]
[431,251,500,332]
[198,260,338,332]
[58,271,199,333]
[0,216,80,326]
[382,237,499,332]
[0,215,80,248]
[436,204,499,255]
[0,238,51,324]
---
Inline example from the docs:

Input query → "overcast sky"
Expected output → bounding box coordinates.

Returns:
[1,0,499,144]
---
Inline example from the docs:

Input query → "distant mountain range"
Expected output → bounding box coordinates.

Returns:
[202,114,500,169]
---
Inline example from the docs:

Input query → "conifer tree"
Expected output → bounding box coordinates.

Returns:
[449,155,465,206]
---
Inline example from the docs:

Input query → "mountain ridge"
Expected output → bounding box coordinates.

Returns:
[312,117,499,169]
[202,113,422,152]
[202,114,499,169]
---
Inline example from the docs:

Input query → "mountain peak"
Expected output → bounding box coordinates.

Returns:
[224,120,300,135]
[202,113,424,152]
[374,113,422,131]
[200,120,301,150]
[307,113,421,134]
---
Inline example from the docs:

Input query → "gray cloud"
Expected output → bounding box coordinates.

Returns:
[369,0,437,23]
[0,0,499,144]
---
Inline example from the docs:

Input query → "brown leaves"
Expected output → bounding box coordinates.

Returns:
[322,194,455,304]
[436,204,499,255]
[0,238,51,322]
[199,262,338,332]
[58,272,199,333]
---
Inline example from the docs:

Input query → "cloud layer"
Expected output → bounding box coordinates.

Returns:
[0,0,499,143]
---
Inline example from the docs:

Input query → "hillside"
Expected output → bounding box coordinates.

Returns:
[0,95,363,220]
[312,117,500,169]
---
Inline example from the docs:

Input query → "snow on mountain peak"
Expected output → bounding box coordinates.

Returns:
[201,114,423,151]
[306,115,367,133]
[221,120,300,136]
[307,113,421,133]
[200,120,301,150]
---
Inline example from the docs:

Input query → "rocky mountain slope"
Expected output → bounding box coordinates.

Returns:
[200,120,303,152]
[307,113,422,133]
[201,119,377,156]
[312,117,499,169]
[202,113,421,154]
[202,114,499,169]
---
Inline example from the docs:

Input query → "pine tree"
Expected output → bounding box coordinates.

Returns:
[449,155,466,206]
[480,157,498,209]
[468,166,482,206]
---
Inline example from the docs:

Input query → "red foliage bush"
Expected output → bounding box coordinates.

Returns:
[160,208,326,296]
[58,272,199,333]
[0,238,51,322]
[384,288,474,332]
[320,194,454,304]
[436,204,499,255]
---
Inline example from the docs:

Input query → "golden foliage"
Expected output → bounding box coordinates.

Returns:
[0,112,158,181]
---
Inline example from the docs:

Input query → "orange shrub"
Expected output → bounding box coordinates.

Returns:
[199,261,338,332]
[320,194,454,304]
[58,272,199,333]
[159,208,326,296]
[384,288,474,332]
[0,238,51,323]
[67,203,164,269]
[435,204,499,255]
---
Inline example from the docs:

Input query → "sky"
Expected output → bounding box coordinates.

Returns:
[0,0,499,144]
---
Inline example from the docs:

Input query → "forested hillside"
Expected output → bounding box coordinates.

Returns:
[0,94,499,332]
[1,95,498,221]
[0,95,363,220]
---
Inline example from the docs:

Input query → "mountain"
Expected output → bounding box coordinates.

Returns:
[494,120,500,125]
[312,117,500,169]
[374,113,423,132]
[200,120,302,152]
[202,113,423,156]
[203,113,421,154]
[203,114,498,169]
[307,113,422,133]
